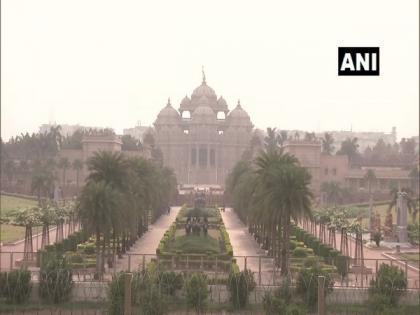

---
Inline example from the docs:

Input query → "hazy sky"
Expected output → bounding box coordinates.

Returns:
[1,0,419,141]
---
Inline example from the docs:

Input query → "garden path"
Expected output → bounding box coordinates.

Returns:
[221,207,278,285]
[114,206,181,272]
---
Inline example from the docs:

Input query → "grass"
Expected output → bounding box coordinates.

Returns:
[0,194,38,243]
[360,204,419,229]
[1,194,37,215]
[398,253,420,268]
[171,234,221,254]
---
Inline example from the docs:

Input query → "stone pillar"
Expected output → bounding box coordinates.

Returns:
[396,192,408,243]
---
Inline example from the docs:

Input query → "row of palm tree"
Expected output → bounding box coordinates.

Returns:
[76,151,177,278]
[226,143,313,275]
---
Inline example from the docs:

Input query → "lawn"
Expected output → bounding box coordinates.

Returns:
[172,234,221,254]
[1,194,38,243]
[398,253,420,268]
[360,203,419,229]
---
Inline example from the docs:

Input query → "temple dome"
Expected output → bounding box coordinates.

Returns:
[217,96,228,110]
[180,95,191,108]
[191,82,217,100]
[227,101,252,126]
[155,99,181,125]
[192,105,216,124]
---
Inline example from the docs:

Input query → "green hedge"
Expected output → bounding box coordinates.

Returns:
[291,224,349,275]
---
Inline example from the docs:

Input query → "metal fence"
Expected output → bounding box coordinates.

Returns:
[1,251,419,289]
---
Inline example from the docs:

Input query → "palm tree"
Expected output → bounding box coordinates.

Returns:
[409,167,419,197]
[322,132,335,155]
[72,159,84,189]
[77,180,120,279]
[254,150,312,275]
[57,157,70,189]
[364,169,376,230]
[264,127,280,153]
[31,161,55,205]
[86,151,128,191]
[321,181,342,206]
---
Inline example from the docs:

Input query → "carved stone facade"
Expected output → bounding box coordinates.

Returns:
[154,76,253,186]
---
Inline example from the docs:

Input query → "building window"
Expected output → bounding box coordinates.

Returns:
[191,148,196,165]
[332,168,337,176]
[218,130,224,135]
[217,111,226,120]
[210,149,215,166]
[199,147,207,167]
[324,168,328,175]
[183,129,189,135]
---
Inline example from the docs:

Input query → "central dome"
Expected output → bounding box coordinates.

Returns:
[191,81,217,100]
[192,105,216,124]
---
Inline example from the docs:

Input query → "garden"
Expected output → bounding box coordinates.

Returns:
[155,206,234,273]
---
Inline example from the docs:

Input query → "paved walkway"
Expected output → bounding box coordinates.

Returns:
[114,206,181,272]
[221,207,277,284]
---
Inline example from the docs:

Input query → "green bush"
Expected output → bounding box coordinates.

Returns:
[296,265,334,308]
[368,264,407,307]
[292,247,307,258]
[39,256,73,303]
[185,273,208,314]
[157,271,183,296]
[227,269,256,309]
[262,279,306,315]
[0,269,32,304]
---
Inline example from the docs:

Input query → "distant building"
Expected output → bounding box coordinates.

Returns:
[285,127,397,154]
[123,124,149,140]
[39,123,105,137]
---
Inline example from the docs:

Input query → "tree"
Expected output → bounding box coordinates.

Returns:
[364,169,377,231]
[321,181,342,206]
[31,160,55,205]
[321,132,335,155]
[121,135,141,151]
[72,159,84,189]
[389,187,418,222]
[264,127,280,153]
[409,167,419,196]
[254,150,312,275]
[336,137,360,163]
[57,157,70,189]
[77,181,120,279]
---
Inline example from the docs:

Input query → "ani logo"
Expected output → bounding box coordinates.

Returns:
[338,47,380,76]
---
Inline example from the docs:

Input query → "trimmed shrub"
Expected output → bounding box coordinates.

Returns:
[227,269,256,309]
[185,273,208,314]
[296,265,334,308]
[292,247,307,258]
[0,269,32,304]
[39,256,73,303]
[368,264,407,307]
[157,271,183,296]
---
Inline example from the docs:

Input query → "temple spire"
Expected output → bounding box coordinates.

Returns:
[202,65,206,84]
[167,97,171,107]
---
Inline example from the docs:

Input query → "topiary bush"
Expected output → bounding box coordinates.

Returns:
[292,247,307,258]
[227,269,256,309]
[368,264,407,307]
[185,273,208,314]
[0,269,32,304]
[39,256,73,303]
[296,265,334,308]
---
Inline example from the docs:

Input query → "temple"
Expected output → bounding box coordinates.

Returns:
[154,73,253,186]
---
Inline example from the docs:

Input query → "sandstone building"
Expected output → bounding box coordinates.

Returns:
[153,74,253,186]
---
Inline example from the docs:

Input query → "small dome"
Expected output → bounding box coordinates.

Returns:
[217,96,228,108]
[180,95,191,108]
[227,100,252,126]
[155,98,181,125]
